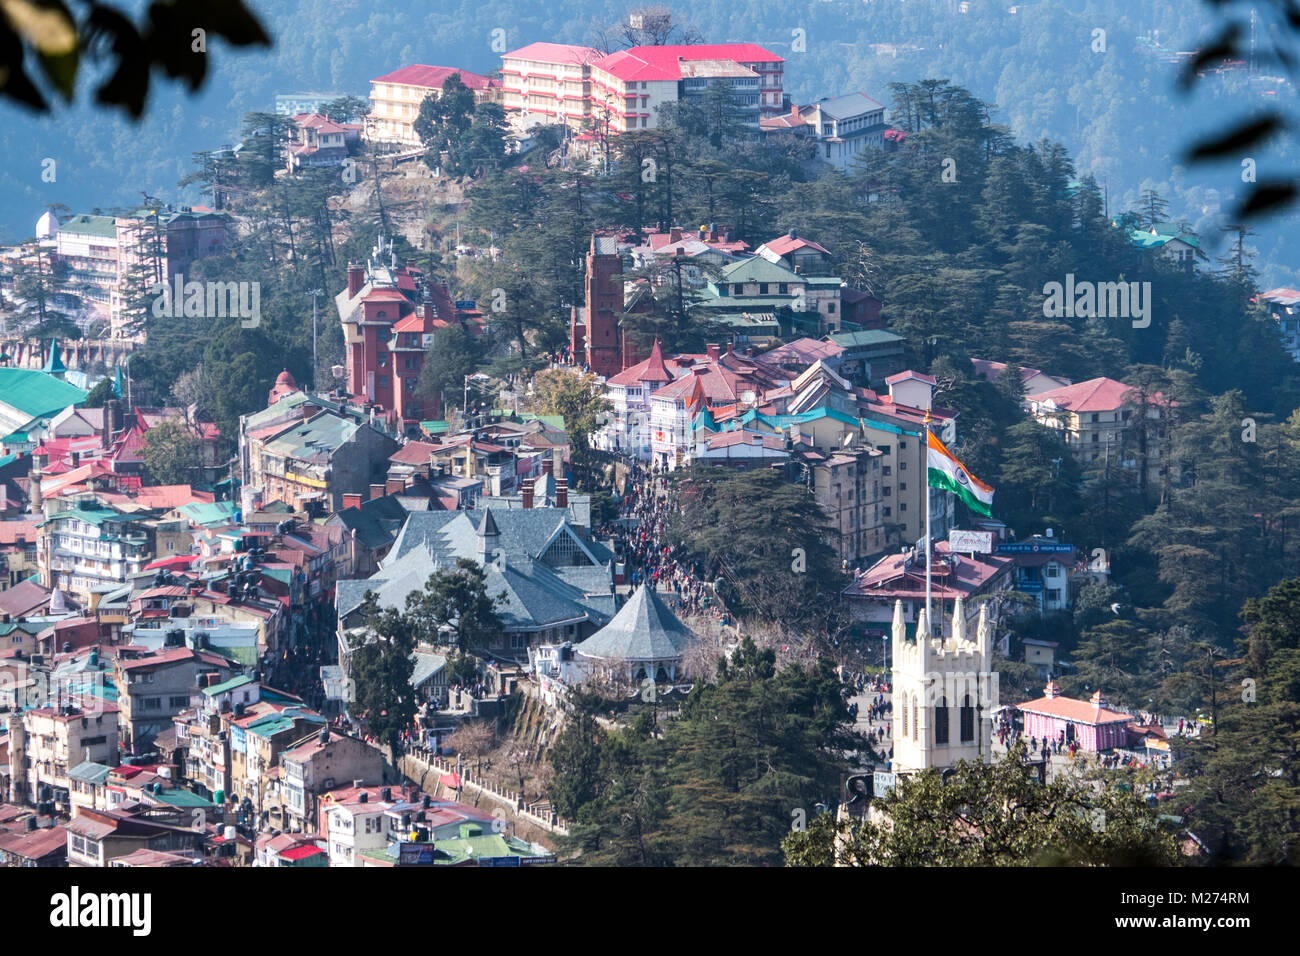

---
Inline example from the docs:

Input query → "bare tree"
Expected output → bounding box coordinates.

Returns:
[446,720,495,775]
[590,6,704,53]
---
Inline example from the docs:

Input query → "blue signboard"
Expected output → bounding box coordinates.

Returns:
[996,542,1073,554]
[478,856,521,867]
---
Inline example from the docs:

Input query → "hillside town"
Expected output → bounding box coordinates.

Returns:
[0,6,1295,877]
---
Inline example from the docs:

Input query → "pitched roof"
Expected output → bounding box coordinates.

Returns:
[807,91,885,118]
[575,585,693,663]
[1026,377,1166,413]
[1017,691,1132,726]
[371,65,496,90]
[759,233,831,258]
[502,42,602,66]
[593,44,782,83]
[0,369,86,420]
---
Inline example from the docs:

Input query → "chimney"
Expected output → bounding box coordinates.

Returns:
[28,458,42,516]
[725,342,734,355]
[552,446,563,480]
[347,264,364,297]
[342,493,362,510]
[706,344,720,361]
[555,479,568,509]
[385,478,404,496]
[541,459,553,477]
[521,479,534,510]
[405,259,417,271]
[369,483,384,500]
[669,226,682,243]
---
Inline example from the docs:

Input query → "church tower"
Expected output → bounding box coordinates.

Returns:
[890,596,998,774]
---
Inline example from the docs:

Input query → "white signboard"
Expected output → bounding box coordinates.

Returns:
[948,530,994,554]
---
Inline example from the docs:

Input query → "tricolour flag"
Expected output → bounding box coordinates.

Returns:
[927,430,994,517]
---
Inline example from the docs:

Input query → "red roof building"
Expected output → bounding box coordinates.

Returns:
[365,66,500,146]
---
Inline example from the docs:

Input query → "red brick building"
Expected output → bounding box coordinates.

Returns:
[336,238,474,425]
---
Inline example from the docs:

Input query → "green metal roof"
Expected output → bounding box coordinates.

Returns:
[420,420,450,434]
[201,674,254,697]
[62,214,118,239]
[0,368,87,419]
[152,789,216,808]
[828,329,905,348]
[177,500,238,527]
[38,506,124,528]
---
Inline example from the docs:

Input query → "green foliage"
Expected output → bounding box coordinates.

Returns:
[783,745,1181,866]
[414,75,507,178]
[530,369,610,467]
[0,0,269,116]
[406,558,506,653]
[552,640,856,866]
[666,466,845,637]
[82,376,114,409]
[415,324,481,416]
[141,419,203,486]
[351,591,419,759]
[1174,577,1300,864]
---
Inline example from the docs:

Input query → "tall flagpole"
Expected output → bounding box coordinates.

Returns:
[924,406,932,639]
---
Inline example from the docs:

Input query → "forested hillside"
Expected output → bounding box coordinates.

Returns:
[5,0,1299,283]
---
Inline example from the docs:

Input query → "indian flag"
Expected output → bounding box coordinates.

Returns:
[927,430,994,517]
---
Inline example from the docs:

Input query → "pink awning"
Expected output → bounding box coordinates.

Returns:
[142,554,199,571]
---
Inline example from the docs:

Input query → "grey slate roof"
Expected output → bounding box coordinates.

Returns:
[410,652,448,688]
[574,585,693,663]
[338,506,614,632]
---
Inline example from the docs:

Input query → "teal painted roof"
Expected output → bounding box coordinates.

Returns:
[246,715,297,738]
[152,789,216,808]
[62,214,118,239]
[38,506,123,528]
[420,420,450,434]
[828,329,905,348]
[201,674,253,697]
[177,501,238,527]
[42,340,66,374]
[0,369,87,418]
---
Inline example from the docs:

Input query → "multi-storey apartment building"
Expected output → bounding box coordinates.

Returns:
[1024,376,1169,486]
[20,703,120,807]
[51,207,230,336]
[501,42,783,135]
[500,42,603,132]
[363,65,499,147]
[810,442,887,565]
[37,501,153,599]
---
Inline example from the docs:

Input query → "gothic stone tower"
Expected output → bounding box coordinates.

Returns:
[891,596,997,774]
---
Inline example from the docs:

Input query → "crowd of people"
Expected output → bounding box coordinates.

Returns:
[600,462,729,626]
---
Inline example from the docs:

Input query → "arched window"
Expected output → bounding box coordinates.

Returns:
[900,693,908,738]
[911,696,918,742]
[934,695,949,745]
[960,694,975,742]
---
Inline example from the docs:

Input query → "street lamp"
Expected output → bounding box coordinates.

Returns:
[306,289,323,393]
